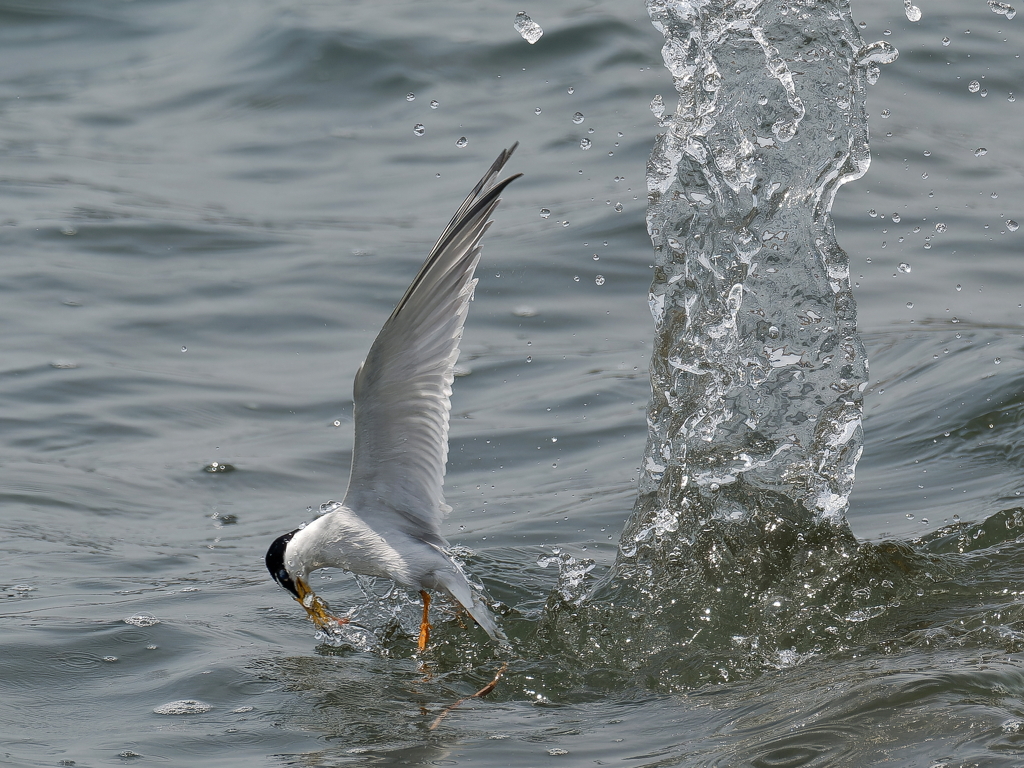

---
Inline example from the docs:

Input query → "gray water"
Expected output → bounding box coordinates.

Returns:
[2,0,1024,766]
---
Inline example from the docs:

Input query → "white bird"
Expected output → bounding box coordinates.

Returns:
[266,145,520,649]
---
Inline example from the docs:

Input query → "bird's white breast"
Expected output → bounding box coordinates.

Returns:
[286,506,413,584]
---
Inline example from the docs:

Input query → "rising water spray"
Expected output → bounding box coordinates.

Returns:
[542,0,900,678]
[615,0,897,580]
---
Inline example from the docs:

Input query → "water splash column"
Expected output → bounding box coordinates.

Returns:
[618,0,896,570]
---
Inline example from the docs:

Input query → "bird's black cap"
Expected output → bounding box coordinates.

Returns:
[266,529,301,598]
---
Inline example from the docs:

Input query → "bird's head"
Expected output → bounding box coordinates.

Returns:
[265,528,342,631]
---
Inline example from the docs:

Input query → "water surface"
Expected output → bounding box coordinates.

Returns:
[2,0,1024,766]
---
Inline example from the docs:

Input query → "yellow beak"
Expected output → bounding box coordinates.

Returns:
[293,577,345,630]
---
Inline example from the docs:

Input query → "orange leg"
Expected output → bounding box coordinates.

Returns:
[417,590,432,651]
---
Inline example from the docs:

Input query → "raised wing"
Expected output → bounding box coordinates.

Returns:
[343,145,521,546]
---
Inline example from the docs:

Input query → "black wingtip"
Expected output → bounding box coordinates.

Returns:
[266,529,301,598]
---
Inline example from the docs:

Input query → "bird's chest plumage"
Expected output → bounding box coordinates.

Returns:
[287,507,415,584]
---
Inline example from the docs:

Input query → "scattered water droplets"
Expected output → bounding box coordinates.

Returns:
[123,615,160,627]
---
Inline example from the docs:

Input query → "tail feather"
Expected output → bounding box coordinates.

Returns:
[434,568,508,645]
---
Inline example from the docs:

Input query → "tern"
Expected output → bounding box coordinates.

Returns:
[266,145,520,649]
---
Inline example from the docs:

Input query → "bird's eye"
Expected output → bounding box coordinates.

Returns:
[278,570,288,582]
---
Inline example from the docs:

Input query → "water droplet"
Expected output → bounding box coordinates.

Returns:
[455,136,468,148]
[103,656,118,662]
[595,275,605,286]
[124,615,160,627]
[579,138,592,150]
[526,355,533,363]
[1007,220,1019,231]
[891,213,901,223]
[333,420,342,427]
[573,275,580,282]
[903,0,922,21]
[935,222,946,233]
[561,220,570,227]
[994,356,1003,364]
[592,253,600,261]
[430,100,439,109]
[203,461,235,473]
[548,748,570,756]
[406,93,415,102]
[567,86,575,94]
[412,123,425,136]
[534,107,542,115]
[969,80,981,93]
[572,111,585,124]
[956,284,962,291]
[906,301,914,308]
[539,208,551,218]
[991,192,999,199]
[898,262,911,273]
[614,202,623,212]
[942,36,951,46]
[880,108,891,118]
[975,147,988,156]
[924,242,932,249]
[650,94,665,120]
[906,513,915,519]
[988,0,1016,19]
[513,11,544,44]
[868,209,878,218]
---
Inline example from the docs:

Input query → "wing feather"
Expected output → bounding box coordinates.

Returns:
[343,145,520,545]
